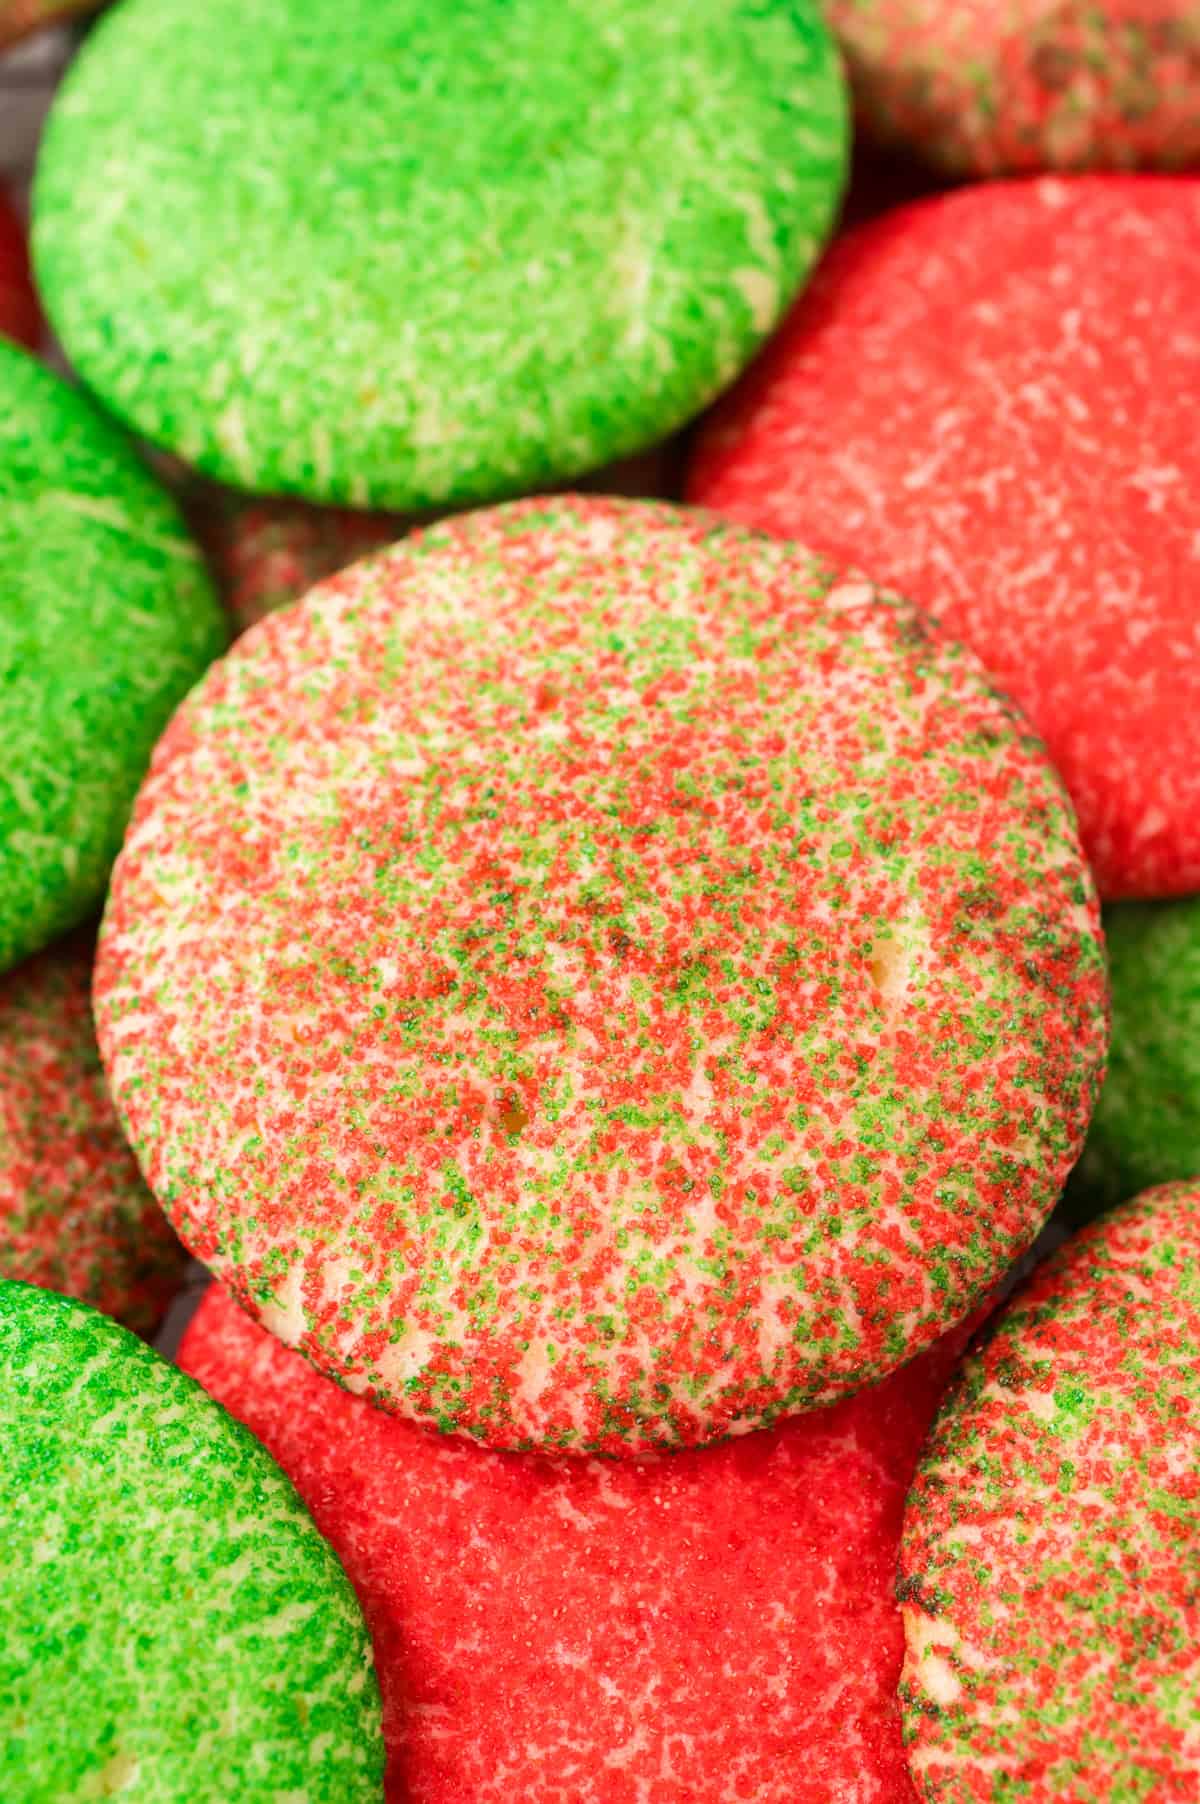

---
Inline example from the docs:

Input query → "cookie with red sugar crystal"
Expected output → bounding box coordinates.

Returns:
[193,493,403,634]
[0,190,38,349]
[899,1182,1200,1802]
[824,1,1200,177]
[182,1280,973,1804]
[690,176,1200,900]
[0,939,181,1335]
[95,496,1106,1453]
[189,446,680,637]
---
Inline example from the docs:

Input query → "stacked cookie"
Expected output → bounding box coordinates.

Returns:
[0,0,1197,1799]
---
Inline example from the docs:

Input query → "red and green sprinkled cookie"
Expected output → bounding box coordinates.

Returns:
[95,497,1107,1454]
[690,176,1200,900]
[824,1,1200,176]
[181,1280,972,1803]
[899,1182,1200,1801]
[0,938,181,1336]
[193,492,403,635]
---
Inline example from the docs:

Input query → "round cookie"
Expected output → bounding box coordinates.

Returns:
[32,0,847,511]
[0,937,181,1334]
[182,1280,972,1804]
[0,340,225,973]
[690,176,1200,900]
[0,1281,384,1801]
[94,496,1107,1454]
[824,1,1200,177]
[0,190,38,349]
[195,494,403,635]
[899,1182,1200,1801]
[1067,896,1200,1219]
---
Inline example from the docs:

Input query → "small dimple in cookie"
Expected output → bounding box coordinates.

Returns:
[690,175,1200,901]
[182,1279,972,1804]
[0,1281,384,1803]
[0,937,182,1335]
[899,1182,1200,1803]
[0,340,227,974]
[32,0,848,510]
[0,189,38,349]
[824,0,1200,177]
[94,495,1107,1455]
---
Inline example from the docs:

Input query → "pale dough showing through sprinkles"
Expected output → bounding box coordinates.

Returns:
[899,1182,1200,1802]
[94,497,1108,1454]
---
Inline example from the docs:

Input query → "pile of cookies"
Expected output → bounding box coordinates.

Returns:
[1,4,1196,1800]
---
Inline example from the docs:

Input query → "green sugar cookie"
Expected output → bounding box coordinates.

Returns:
[0,1280,384,1802]
[0,341,226,974]
[1066,895,1200,1221]
[33,0,848,510]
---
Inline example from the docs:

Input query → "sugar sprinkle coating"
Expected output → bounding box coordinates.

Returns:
[824,0,1200,177]
[183,1280,971,1804]
[33,0,848,510]
[0,340,226,974]
[0,188,39,350]
[187,446,682,637]
[194,492,403,634]
[899,1182,1200,1801]
[0,1281,384,1802]
[0,937,182,1335]
[97,496,1106,1452]
[1067,896,1200,1220]
[690,175,1200,901]
[97,495,1107,1450]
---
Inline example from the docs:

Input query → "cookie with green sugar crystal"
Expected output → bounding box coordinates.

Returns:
[0,341,226,974]
[1066,895,1200,1221]
[94,495,1107,1455]
[899,1181,1200,1802]
[32,0,848,510]
[824,1,1200,178]
[0,1280,384,1802]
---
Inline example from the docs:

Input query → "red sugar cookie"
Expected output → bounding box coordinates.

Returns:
[690,175,1200,900]
[96,497,1106,1453]
[180,1280,975,1804]
[0,189,38,350]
